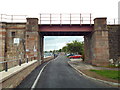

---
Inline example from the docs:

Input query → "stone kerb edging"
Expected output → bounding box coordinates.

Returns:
[0,56,54,89]
[0,60,38,83]
[0,60,39,88]
[68,61,120,86]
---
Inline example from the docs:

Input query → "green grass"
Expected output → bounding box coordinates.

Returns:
[90,69,120,80]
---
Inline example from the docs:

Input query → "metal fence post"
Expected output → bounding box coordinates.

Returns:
[60,13,62,25]
[50,14,52,26]
[80,13,82,26]
[40,14,41,25]
[5,62,8,72]
[114,19,115,25]
[11,15,13,22]
[70,13,71,26]
[19,59,21,66]
[90,13,91,26]
[27,58,28,63]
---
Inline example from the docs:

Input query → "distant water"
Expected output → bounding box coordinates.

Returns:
[44,53,53,58]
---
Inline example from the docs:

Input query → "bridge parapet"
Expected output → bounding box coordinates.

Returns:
[39,13,94,25]
[0,14,27,22]
[107,18,120,25]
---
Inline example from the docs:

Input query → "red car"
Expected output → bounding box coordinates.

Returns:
[69,55,82,59]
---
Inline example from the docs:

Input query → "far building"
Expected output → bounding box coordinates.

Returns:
[118,1,120,24]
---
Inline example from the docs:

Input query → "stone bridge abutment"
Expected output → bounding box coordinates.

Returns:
[84,18,110,66]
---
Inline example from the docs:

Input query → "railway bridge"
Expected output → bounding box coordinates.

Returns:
[0,13,119,68]
[0,13,120,88]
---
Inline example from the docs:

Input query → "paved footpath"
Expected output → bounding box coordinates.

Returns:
[16,55,116,88]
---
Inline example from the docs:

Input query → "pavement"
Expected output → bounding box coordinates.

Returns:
[16,55,117,88]
[0,60,38,83]
[68,59,120,87]
[69,59,120,70]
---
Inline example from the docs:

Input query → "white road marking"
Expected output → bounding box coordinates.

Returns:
[31,56,59,90]
[31,61,51,90]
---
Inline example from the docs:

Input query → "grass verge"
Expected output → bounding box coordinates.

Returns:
[90,69,120,80]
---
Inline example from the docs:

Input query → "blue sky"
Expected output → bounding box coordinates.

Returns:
[44,36,84,51]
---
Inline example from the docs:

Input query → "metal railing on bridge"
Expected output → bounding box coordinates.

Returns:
[0,56,36,72]
[0,14,27,22]
[39,13,94,25]
[107,18,120,25]
[1,13,119,25]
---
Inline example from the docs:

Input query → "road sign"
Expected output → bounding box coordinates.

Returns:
[14,38,20,44]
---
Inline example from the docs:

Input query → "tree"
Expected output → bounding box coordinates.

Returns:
[62,46,68,52]
[62,40,84,55]
[58,49,62,52]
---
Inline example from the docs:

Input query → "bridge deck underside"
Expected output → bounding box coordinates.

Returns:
[40,32,91,36]
[39,24,93,36]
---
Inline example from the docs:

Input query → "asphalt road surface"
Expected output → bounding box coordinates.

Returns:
[16,55,115,89]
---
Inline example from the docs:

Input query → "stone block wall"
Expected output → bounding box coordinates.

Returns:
[108,25,120,63]
[0,22,6,70]
[92,30,110,66]
[84,33,93,63]
[5,23,26,69]
[26,18,41,61]
[0,18,41,71]
[83,18,110,66]
[91,18,110,66]
[25,31,39,60]
[118,26,120,60]
[79,18,120,66]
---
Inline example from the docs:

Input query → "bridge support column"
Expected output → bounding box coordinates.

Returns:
[39,34,44,62]
[84,34,92,64]
[26,18,41,62]
[91,18,110,66]
[0,22,7,70]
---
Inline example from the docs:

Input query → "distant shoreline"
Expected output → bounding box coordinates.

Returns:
[44,52,53,58]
